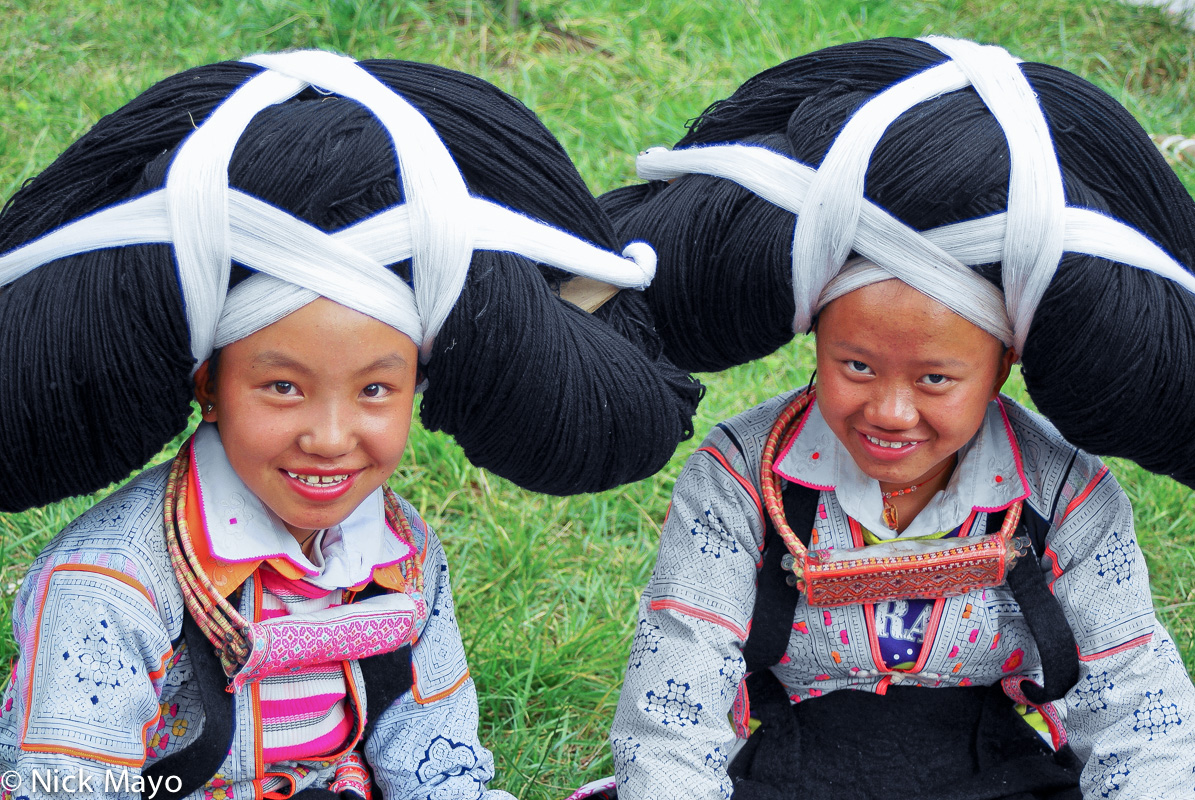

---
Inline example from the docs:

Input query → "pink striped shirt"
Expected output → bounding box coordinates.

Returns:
[257,567,354,763]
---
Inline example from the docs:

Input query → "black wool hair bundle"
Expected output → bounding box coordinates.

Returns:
[0,57,701,511]
[605,37,1195,488]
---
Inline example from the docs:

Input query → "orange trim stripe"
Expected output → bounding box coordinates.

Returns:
[1044,545,1064,580]
[650,598,749,640]
[187,455,262,594]
[864,603,889,672]
[1079,633,1152,662]
[911,600,946,674]
[49,564,156,604]
[1061,466,1109,522]
[410,664,471,705]
[698,447,763,523]
[21,564,167,757]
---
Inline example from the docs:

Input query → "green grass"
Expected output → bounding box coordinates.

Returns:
[1,0,1193,796]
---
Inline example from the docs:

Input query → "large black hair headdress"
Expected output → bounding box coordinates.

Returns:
[0,51,701,511]
[606,36,1195,488]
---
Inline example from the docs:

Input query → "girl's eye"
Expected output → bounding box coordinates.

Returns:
[272,381,296,395]
[362,383,389,398]
[846,361,872,375]
[922,374,948,386]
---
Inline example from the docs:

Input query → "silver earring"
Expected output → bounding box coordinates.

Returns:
[205,403,214,413]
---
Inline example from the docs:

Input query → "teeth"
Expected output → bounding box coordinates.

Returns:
[866,435,913,449]
[286,471,350,486]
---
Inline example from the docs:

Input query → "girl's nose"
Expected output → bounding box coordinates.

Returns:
[299,402,355,458]
[865,385,918,430]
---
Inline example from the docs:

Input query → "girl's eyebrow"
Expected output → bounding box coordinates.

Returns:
[252,351,310,372]
[355,354,412,375]
[249,352,410,374]
[918,358,970,371]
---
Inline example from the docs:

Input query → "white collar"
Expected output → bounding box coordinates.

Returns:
[773,397,1028,540]
[191,423,414,589]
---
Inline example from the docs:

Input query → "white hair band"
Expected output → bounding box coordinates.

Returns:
[636,37,1195,353]
[0,50,657,368]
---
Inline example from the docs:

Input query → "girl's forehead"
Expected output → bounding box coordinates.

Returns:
[816,281,1005,362]
[220,298,418,373]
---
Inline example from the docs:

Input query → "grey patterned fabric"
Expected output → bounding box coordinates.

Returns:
[612,393,1195,800]
[0,463,513,800]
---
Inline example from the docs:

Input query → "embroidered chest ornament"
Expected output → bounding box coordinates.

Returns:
[164,444,427,692]
[759,391,1030,608]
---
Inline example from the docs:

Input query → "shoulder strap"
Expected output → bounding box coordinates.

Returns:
[1004,504,1080,704]
[742,481,817,674]
[142,610,236,800]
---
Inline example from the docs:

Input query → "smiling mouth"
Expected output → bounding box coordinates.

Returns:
[864,434,916,449]
[285,471,351,486]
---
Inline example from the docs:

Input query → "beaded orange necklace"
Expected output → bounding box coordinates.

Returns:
[880,459,955,531]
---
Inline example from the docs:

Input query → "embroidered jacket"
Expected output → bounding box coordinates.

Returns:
[611,392,1195,800]
[0,425,514,800]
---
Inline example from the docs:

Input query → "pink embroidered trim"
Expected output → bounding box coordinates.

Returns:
[649,598,749,640]
[731,677,751,738]
[1078,633,1153,662]
[771,397,834,490]
[232,608,415,692]
[329,750,372,799]
[565,777,618,800]
[971,397,1031,513]
[1001,675,1068,751]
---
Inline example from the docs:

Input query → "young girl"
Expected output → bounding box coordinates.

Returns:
[0,51,700,798]
[602,37,1195,798]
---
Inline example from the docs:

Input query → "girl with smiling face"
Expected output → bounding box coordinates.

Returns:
[592,37,1195,800]
[814,280,1017,529]
[193,299,422,554]
[0,52,701,799]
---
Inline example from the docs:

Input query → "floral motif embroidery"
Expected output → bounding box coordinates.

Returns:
[644,679,702,727]
[1094,529,1134,585]
[628,620,663,669]
[612,735,640,766]
[415,736,480,786]
[705,746,732,800]
[690,510,739,559]
[1096,753,1130,798]
[205,775,235,800]
[1074,671,1114,712]
[1133,689,1182,740]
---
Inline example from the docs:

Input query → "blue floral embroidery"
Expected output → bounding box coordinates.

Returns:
[1095,752,1129,798]
[612,735,640,765]
[628,621,663,669]
[1133,689,1182,740]
[416,736,480,786]
[1155,636,1185,668]
[1073,671,1114,712]
[644,679,703,727]
[705,746,732,800]
[1094,529,1134,585]
[691,509,738,559]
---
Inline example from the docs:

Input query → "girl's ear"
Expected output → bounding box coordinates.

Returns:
[194,360,218,422]
[992,347,1017,399]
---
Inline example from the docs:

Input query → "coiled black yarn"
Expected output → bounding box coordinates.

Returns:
[0,57,700,511]
[609,37,1195,488]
